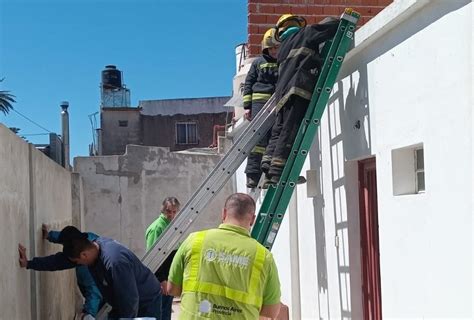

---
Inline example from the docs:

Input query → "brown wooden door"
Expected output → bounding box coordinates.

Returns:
[358,158,382,319]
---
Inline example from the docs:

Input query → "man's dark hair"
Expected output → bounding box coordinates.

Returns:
[161,197,180,212]
[58,226,87,244]
[224,193,256,218]
[63,238,94,259]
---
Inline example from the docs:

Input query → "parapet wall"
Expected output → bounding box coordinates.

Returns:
[0,124,76,319]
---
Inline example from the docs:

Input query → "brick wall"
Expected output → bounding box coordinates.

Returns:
[248,0,392,56]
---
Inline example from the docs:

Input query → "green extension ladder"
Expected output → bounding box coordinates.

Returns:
[252,9,360,249]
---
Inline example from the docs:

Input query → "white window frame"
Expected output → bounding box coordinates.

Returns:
[414,147,425,193]
[175,121,198,145]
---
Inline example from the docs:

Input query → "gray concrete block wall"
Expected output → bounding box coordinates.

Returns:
[71,173,85,230]
[0,124,76,319]
[31,148,76,319]
[0,125,32,320]
[74,144,235,257]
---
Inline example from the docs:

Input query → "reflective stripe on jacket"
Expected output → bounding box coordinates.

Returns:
[274,19,339,111]
[243,54,278,110]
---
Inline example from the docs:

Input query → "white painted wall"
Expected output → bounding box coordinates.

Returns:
[236,0,473,318]
[367,1,472,317]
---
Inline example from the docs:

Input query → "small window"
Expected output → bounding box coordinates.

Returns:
[391,143,425,195]
[415,148,425,193]
[118,120,128,127]
[176,122,198,145]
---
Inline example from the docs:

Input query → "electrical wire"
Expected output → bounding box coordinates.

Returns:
[21,133,50,136]
[11,108,52,133]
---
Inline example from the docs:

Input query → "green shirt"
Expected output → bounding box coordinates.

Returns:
[145,213,171,250]
[168,223,281,319]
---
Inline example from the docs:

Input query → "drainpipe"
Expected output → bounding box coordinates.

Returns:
[97,128,103,155]
[60,101,70,170]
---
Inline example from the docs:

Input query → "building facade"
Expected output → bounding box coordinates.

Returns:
[98,97,232,155]
[231,0,473,319]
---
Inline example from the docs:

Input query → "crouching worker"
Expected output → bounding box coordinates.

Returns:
[166,193,281,319]
[19,226,162,319]
[18,225,102,319]
[262,14,340,186]
[243,28,279,188]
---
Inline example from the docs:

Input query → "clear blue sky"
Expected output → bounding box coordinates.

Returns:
[0,0,247,159]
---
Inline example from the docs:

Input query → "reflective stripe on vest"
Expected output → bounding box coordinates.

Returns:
[183,230,266,308]
[252,93,271,101]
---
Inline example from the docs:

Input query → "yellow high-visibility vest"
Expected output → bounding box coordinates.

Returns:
[181,226,267,319]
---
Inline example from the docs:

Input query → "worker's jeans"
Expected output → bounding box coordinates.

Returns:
[161,295,174,320]
[136,293,162,320]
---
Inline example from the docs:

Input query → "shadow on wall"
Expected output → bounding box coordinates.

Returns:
[308,129,330,317]
[338,67,371,161]
[330,64,371,319]
[309,61,371,319]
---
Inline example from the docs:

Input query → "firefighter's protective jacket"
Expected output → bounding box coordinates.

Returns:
[243,53,278,110]
[274,19,339,111]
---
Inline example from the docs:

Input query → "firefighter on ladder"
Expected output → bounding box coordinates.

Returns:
[243,28,280,189]
[261,14,340,187]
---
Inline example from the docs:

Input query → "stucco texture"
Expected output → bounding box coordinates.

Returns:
[0,124,76,319]
[32,146,76,319]
[0,125,32,319]
[74,144,234,258]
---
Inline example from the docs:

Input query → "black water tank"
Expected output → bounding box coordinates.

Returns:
[102,65,122,89]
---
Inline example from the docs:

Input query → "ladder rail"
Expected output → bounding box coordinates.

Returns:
[251,17,349,242]
[252,10,360,249]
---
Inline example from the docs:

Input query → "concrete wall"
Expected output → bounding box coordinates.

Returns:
[140,97,231,116]
[0,124,76,319]
[32,144,76,319]
[237,0,473,318]
[100,107,142,155]
[141,112,230,151]
[1,124,33,320]
[74,144,234,257]
[100,99,233,155]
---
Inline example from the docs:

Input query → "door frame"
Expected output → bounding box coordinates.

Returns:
[358,158,382,320]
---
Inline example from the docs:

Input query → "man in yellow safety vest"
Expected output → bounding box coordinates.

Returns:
[167,193,281,319]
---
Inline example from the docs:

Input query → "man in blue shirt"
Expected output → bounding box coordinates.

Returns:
[19,226,162,319]
[18,225,102,318]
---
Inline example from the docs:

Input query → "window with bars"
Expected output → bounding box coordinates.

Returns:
[176,122,198,145]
